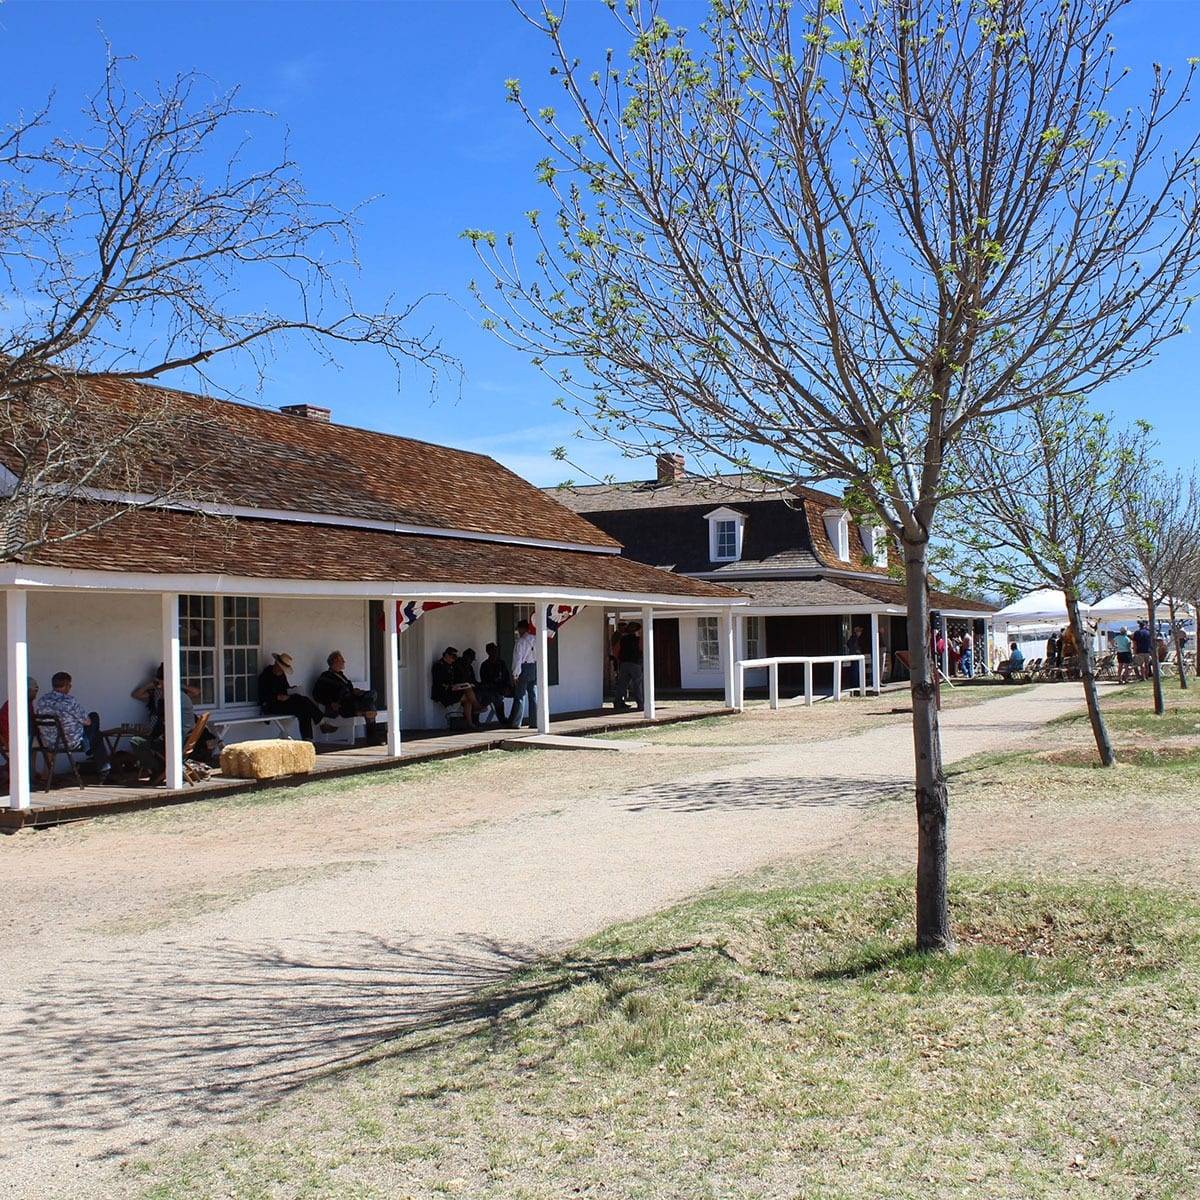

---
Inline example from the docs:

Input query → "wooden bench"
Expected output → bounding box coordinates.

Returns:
[208,714,301,748]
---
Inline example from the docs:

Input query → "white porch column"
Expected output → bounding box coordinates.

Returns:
[870,613,882,694]
[161,593,184,790]
[535,602,551,735]
[734,615,747,709]
[383,599,402,755]
[720,607,736,708]
[939,616,950,679]
[6,589,30,811]
[641,605,656,721]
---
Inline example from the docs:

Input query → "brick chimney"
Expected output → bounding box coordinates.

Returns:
[656,452,685,484]
[279,403,332,423]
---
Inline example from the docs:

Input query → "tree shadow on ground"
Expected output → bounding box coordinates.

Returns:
[0,931,693,1161]
[622,774,909,813]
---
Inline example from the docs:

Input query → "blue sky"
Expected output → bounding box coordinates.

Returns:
[2,0,1197,484]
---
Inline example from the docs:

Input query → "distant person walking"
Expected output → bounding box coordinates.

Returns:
[1132,621,1154,679]
[1113,627,1134,683]
[508,619,538,729]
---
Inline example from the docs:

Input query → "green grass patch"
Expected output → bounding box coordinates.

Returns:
[123,874,1200,1200]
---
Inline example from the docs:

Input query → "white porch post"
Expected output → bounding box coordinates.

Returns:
[161,593,184,790]
[383,599,402,755]
[734,615,747,709]
[768,662,780,710]
[870,613,882,694]
[939,616,950,679]
[804,660,814,707]
[6,589,30,811]
[535,601,551,734]
[720,607,736,708]
[641,605,656,721]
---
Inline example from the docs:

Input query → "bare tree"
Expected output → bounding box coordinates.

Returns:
[0,55,455,559]
[466,0,1200,950]
[1112,470,1200,714]
[948,401,1146,766]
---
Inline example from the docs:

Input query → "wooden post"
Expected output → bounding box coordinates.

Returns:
[870,613,882,694]
[383,599,402,755]
[641,605,656,720]
[720,607,736,708]
[535,603,551,734]
[6,589,30,811]
[161,593,184,790]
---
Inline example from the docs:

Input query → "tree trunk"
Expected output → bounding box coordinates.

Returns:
[1148,598,1165,715]
[1169,598,1188,689]
[1193,597,1200,676]
[904,538,954,953]
[1065,584,1114,766]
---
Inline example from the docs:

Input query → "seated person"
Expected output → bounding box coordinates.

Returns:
[997,643,1025,679]
[313,651,383,744]
[430,646,482,728]
[479,642,513,723]
[33,671,110,779]
[0,676,39,763]
[129,687,204,782]
[132,664,215,759]
[257,652,327,741]
[455,648,504,724]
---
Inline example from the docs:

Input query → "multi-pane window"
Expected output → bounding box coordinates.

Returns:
[181,595,217,705]
[715,519,738,560]
[222,597,261,704]
[180,594,261,707]
[744,616,761,660]
[697,616,721,671]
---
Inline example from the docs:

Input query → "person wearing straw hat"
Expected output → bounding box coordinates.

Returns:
[257,652,326,741]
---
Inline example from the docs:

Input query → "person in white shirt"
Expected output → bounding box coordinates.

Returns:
[508,619,538,729]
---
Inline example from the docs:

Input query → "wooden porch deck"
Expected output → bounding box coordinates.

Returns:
[2,700,732,831]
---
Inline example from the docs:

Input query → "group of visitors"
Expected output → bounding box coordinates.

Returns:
[934,628,976,677]
[610,621,644,710]
[429,619,540,730]
[258,651,382,743]
[1112,621,1162,683]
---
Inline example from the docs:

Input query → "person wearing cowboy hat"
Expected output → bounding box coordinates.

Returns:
[257,652,326,741]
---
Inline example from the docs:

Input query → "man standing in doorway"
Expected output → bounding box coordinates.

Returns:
[614,621,644,711]
[508,619,538,729]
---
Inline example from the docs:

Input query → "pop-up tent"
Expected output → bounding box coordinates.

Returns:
[993,588,1086,631]
[1090,591,1194,625]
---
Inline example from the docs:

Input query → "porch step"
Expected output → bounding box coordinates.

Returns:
[499,734,641,753]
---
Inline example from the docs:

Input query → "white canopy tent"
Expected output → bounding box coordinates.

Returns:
[993,589,1088,632]
[1090,591,1195,627]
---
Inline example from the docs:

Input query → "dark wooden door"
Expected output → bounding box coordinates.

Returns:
[653,618,681,690]
[766,614,841,691]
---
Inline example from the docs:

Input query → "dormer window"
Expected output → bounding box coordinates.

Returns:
[705,507,746,563]
[861,523,888,568]
[823,508,850,561]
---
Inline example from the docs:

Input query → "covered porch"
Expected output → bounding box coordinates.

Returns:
[1,696,730,830]
[2,523,742,821]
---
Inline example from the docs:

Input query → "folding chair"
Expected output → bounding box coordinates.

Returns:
[32,714,88,791]
[147,712,212,787]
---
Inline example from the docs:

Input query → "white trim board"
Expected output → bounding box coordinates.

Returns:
[0,566,746,608]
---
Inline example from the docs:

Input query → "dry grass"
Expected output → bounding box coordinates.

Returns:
[116,681,1200,1199]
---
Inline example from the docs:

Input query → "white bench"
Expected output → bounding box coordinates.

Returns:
[208,714,301,749]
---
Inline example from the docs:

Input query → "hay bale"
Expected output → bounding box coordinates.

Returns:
[220,738,316,780]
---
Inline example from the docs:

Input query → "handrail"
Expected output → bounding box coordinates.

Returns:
[735,654,869,711]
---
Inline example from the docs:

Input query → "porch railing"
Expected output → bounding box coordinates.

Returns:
[735,654,869,711]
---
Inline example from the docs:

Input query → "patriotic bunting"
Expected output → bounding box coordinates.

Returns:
[545,603,582,638]
[377,600,458,632]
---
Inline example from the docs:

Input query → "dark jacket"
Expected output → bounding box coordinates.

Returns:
[258,664,290,709]
[313,668,354,710]
[480,655,513,694]
[430,658,457,706]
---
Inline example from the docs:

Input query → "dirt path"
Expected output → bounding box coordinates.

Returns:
[0,685,1084,1199]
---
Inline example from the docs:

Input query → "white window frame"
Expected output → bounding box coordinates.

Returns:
[823,508,851,561]
[181,593,263,712]
[744,615,762,660]
[860,523,888,568]
[697,615,722,671]
[705,507,746,563]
